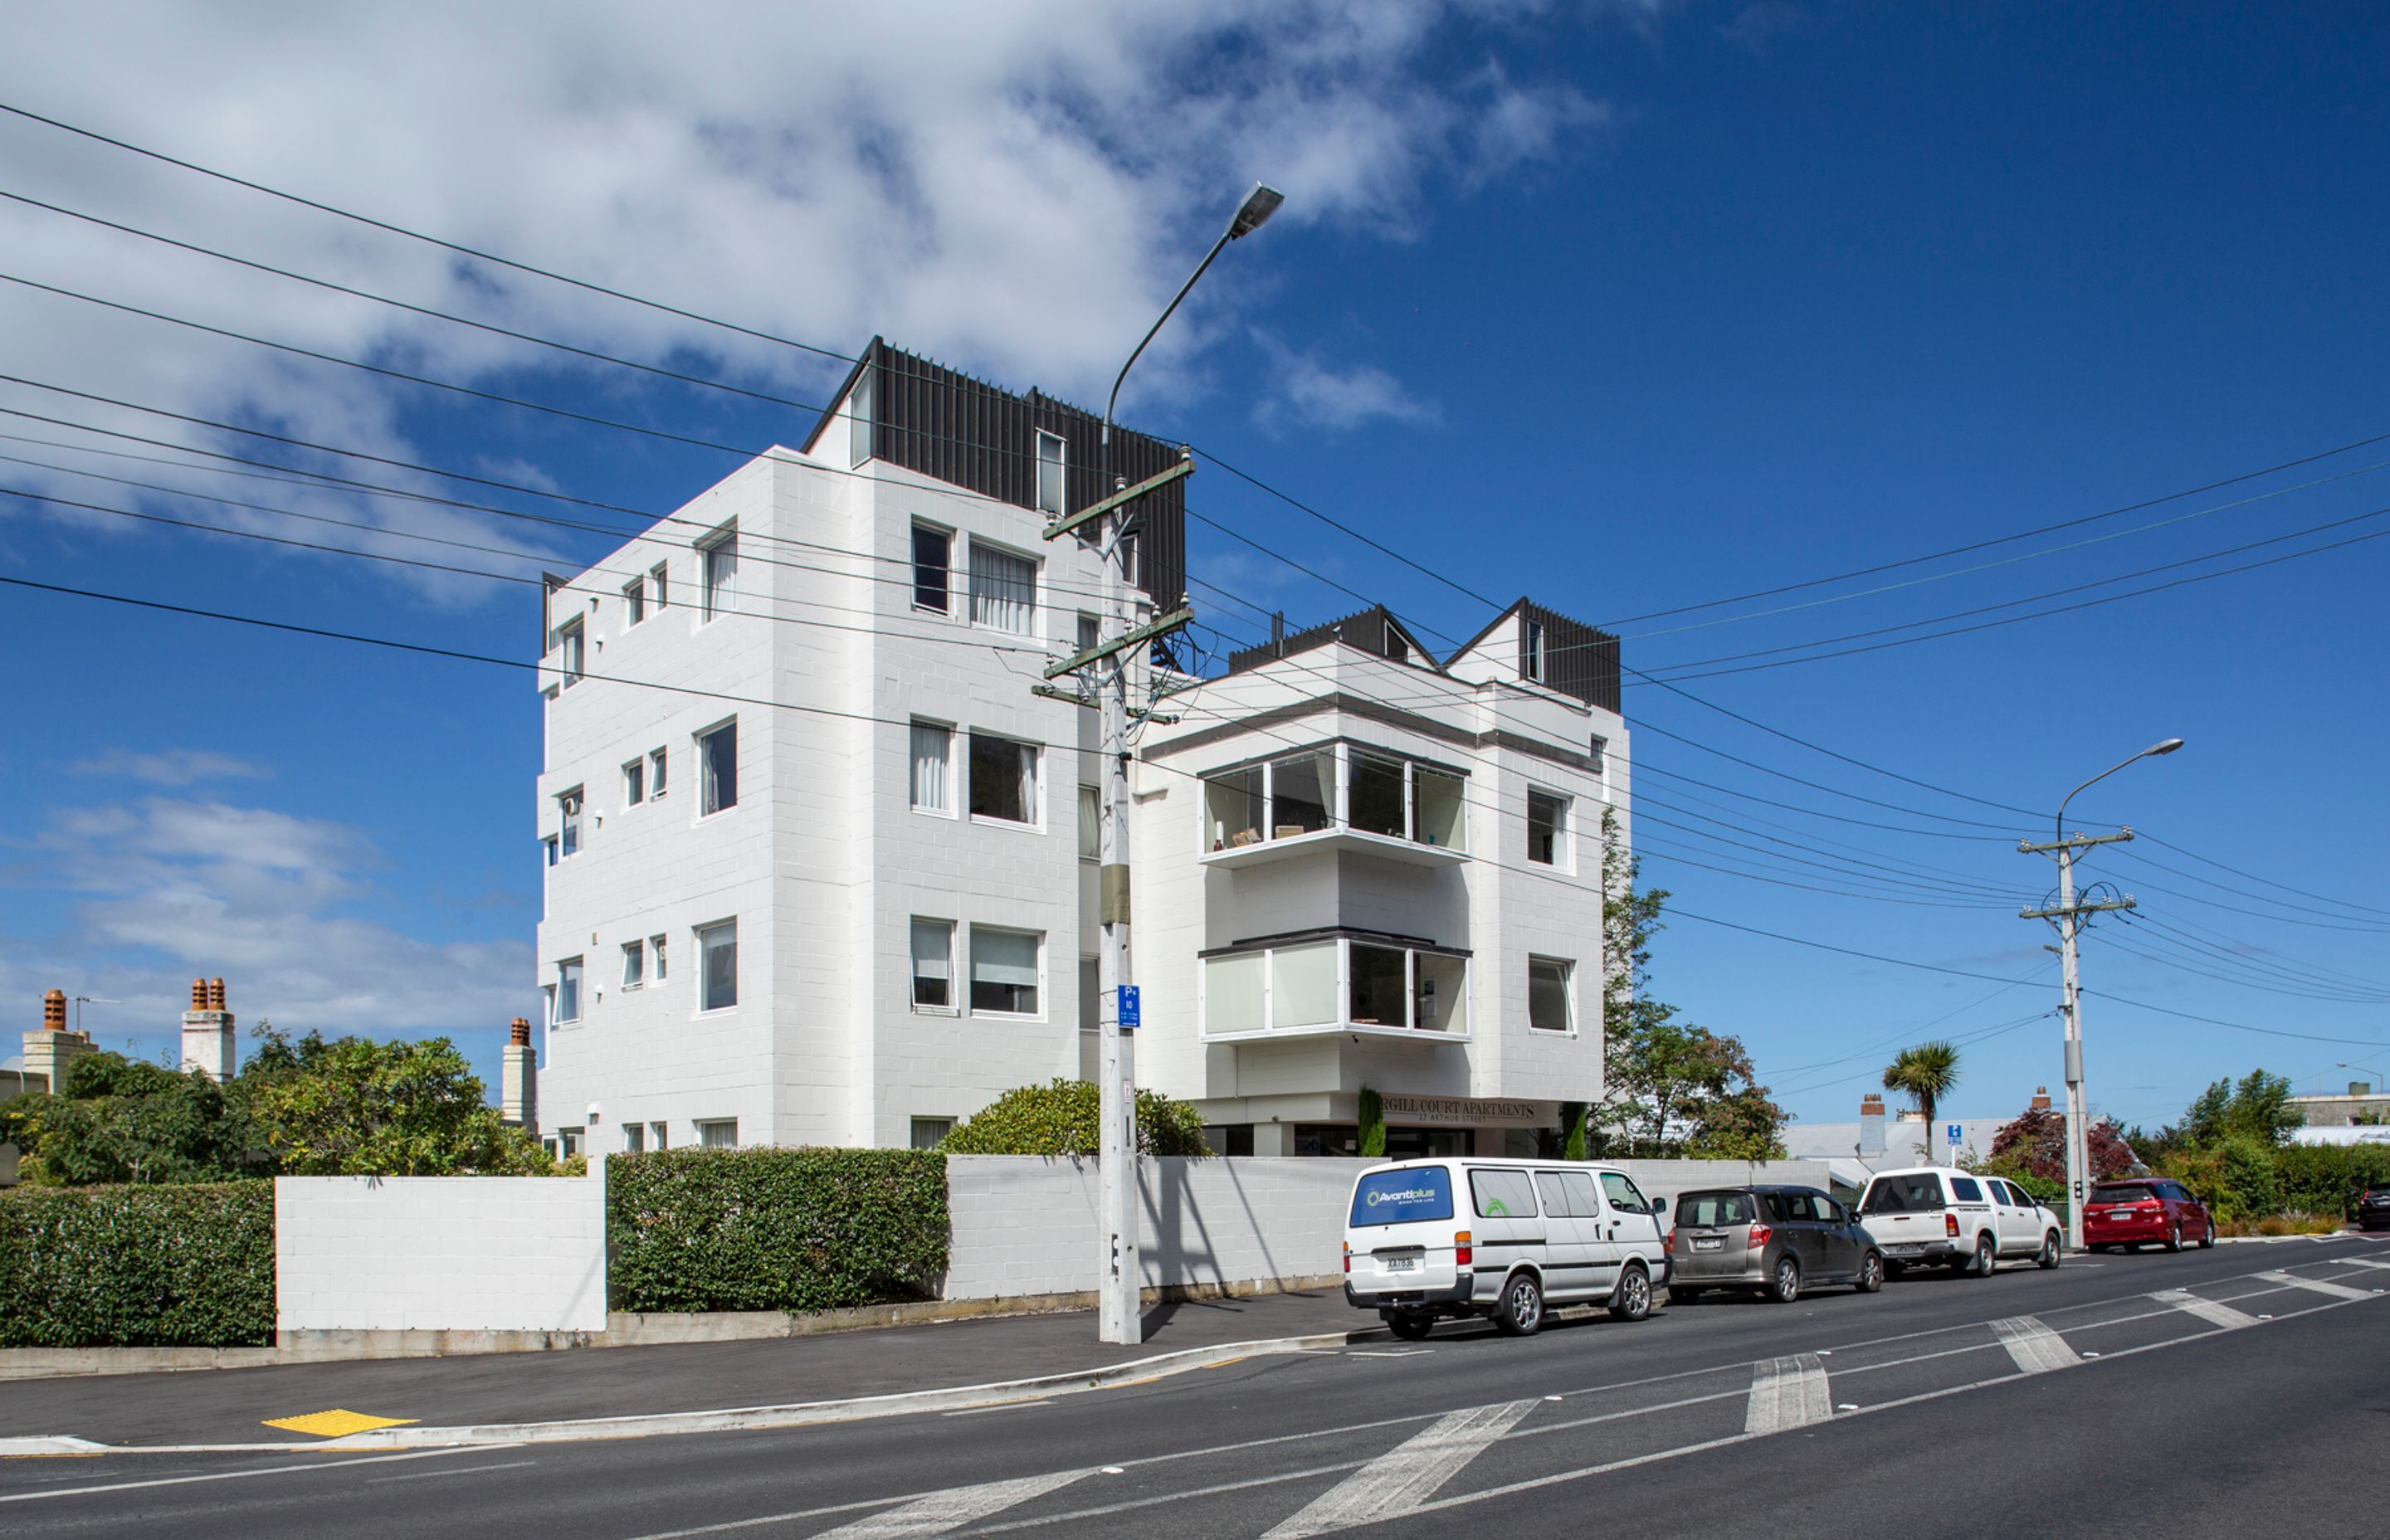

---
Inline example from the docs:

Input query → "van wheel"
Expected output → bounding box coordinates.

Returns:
[1610,1262,1653,1322]
[1968,1234,1996,1277]
[1767,1255,1802,1304]
[1495,1273,1544,1337]
[1858,1252,1885,1293]
[2037,1231,2061,1270]
[1384,1309,1436,1342]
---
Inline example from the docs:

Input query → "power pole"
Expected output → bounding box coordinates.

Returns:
[1042,455,1193,1345]
[2019,827,2136,1250]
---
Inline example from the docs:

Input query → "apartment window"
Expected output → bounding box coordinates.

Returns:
[912,524,951,613]
[558,788,583,858]
[1076,612,1100,655]
[1529,957,1573,1033]
[623,758,646,806]
[623,577,646,625]
[1527,789,1568,867]
[1349,753,1405,839]
[650,747,668,799]
[558,619,585,687]
[543,835,558,867]
[1080,957,1100,1032]
[558,1128,581,1157]
[697,920,738,1011]
[910,918,954,1011]
[623,1123,645,1153]
[1035,430,1066,516]
[970,927,1041,1015]
[968,732,1038,826]
[621,940,645,989]
[1199,933,1470,1038]
[651,933,668,980]
[651,563,669,610]
[1589,734,1607,777]
[541,982,556,1029]
[1200,743,1469,855]
[648,1120,669,1150]
[699,720,738,815]
[968,543,1037,635]
[696,1118,738,1149]
[555,958,583,1024]
[910,1117,954,1151]
[700,527,738,621]
[1271,751,1333,836]
[910,721,954,815]
[1078,785,1100,860]
[1522,616,1545,683]
[850,368,876,466]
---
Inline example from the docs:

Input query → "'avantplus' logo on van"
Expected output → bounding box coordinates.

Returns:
[1368,1187,1438,1207]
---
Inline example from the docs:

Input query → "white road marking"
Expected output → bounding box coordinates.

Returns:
[2259,1270,2378,1302]
[1261,1400,1537,1539]
[812,1469,1091,1539]
[1743,1353,1832,1435]
[2153,1289,2258,1329]
[1990,1316,2080,1374]
[0,1447,491,1505]
[940,1400,1051,1418]
[2332,1256,2390,1270]
[365,1460,538,1484]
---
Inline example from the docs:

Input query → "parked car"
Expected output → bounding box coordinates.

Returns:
[2354,1182,2390,1231]
[1666,1185,1885,1304]
[1856,1167,2062,1276]
[1343,1158,1670,1339]
[2082,1177,2215,1251]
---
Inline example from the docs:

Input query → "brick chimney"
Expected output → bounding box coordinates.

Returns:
[180,976,237,1084]
[1859,1093,1886,1157]
[23,988,97,1094]
[2031,1085,2052,1114]
[501,1016,538,1128]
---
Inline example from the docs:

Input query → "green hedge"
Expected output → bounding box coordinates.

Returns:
[0,1183,276,1347]
[607,1148,949,1314]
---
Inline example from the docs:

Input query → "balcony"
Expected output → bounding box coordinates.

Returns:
[1200,930,1470,1043]
[1199,743,1468,870]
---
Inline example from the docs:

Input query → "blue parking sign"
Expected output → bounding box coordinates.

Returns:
[1946,1122,1963,1149]
[1117,985,1140,1030]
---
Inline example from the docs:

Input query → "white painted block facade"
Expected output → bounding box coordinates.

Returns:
[275,1174,607,1333]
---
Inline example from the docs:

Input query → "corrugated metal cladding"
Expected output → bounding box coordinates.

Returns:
[1520,601,1622,715]
[1226,604,1417,674]
[861,342,1188,609]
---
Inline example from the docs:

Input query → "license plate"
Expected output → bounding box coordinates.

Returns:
[1888,1244,1923,1255]
[1691,1236,1724,1251]
[1383,1256,1418,1273]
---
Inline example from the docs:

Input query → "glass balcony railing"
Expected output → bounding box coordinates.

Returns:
[1200,742,1467,866]
[1200,933,1470,1041]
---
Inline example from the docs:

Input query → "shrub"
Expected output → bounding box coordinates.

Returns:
[2161,1135,2281,1221]
[607,1148,949,1314]
[1358,1089,1386,1158]
[2275,1143,2390,1218]
[0,1183,275,1347]
[937,1079,1209,1157]
[1558,1101,1590,1162]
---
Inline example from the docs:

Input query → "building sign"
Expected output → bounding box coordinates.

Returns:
[1380,1094,1548,1128]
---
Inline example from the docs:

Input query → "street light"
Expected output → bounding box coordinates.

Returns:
[1088,181,1284,1348]
[2029,736,2185,1250]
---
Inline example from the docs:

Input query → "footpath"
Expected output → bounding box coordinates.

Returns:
[0,1289,1378,1453]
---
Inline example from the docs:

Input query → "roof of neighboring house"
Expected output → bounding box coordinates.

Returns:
[1223,604,1443,676]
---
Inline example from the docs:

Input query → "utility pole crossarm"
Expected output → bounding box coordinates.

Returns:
[1041,605,1195,680]
[2021,897,2138,920]
[2018,828,2136,855]
[1041,456,1193,543]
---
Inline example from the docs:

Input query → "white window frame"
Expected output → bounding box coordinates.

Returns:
[967,539,1039,636]
[651,933,668,981]
[1526,787,1571,871]
[1523,616,1545,682]
[649,747,669,800]
[968,925,1045,1019]
[554,957,584,1025]
[909,719,956,818]
[558,618,585,688]
[557,787,584,859]
[910,917,957,1014]
[650,562,669,611]
[1035,430,1066,517]
[1589,733,1607,777]
[910,1117,954,1151]
[1198,741,1468,855]
[695,1118,739,1149]
[911,521,953,616]
[623,758,646,807]
[621,939,645,990]
[623,1123,645,1153]
[967,730,1041,829]
[1197,933,1471,1040]
[850,368,876,467]
[696,719,738,817]
[696,919,738,1013]
[622,576,646,626]
[1528,955,1575,1035]
[1078,783,1100,860]
[699,524,738,623]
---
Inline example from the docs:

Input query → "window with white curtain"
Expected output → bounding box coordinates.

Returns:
[969,732,1037,825]
[1035,431,1066,516]
[698,920,738,1011]
[699,720,737,815]
[700,527,738,620]
[1078,784,1100,859]
[968,543,1037,635]
[970,927,1041,1015]
[910,722,954,814]
[910,918,954,1010]
[696,1118,738,1148]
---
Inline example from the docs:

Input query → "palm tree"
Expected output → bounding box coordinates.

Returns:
[1884,1041,1963,1164]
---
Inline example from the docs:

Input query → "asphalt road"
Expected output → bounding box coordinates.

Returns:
[5,1236,2386,1538]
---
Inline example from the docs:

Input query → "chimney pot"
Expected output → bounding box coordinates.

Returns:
[43,988,68,1033]
[2031,1086,2053,1113]
[510,1016,532,1046]
[207,977,226,1011]
[191,978,208,1010]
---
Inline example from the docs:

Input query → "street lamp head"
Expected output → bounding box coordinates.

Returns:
[1228,183,1285,240]
[2144,737,2185,758]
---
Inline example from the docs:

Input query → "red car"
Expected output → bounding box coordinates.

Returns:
[2083,1177,2215,1251]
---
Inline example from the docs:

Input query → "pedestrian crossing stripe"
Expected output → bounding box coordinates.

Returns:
[262,1409,420,1438]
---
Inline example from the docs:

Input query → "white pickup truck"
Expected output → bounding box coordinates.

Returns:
[1856,1167,2063,1277]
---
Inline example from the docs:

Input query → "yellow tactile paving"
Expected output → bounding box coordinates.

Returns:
[261,1408,421,1438]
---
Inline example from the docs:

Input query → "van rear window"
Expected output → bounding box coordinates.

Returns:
[1675,1191,1753,1228]
[1350,1168,1455,1226]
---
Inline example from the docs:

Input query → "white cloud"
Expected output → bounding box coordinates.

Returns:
[1251,330,1444,434]
[0,2,1617,603]
[67,747,271,786]
[2,795,529,1042]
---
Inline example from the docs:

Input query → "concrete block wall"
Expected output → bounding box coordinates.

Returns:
[275,1172,608,1333]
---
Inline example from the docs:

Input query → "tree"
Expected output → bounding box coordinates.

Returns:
[241,1027,551,1176]
[1984,1104,2136,1186]
[2178,1070,2300,1148]
[1883,1041,1962,1161]
[0,1053,261,1186]
[938,1079,1209,1157]
[1593,811,1788,1159]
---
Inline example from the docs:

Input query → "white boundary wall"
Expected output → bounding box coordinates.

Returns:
[275,1170,608,1333]
[944,1156,1835,1299]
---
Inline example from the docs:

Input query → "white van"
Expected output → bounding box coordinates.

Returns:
[1342,1157,1670,1339]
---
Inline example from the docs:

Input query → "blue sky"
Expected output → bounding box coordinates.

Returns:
[2,1,2383,1133]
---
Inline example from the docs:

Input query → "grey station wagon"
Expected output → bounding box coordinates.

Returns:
[1666,1185,1886,1304]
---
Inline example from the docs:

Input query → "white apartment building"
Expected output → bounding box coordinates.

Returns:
[532,341,1628,1159]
